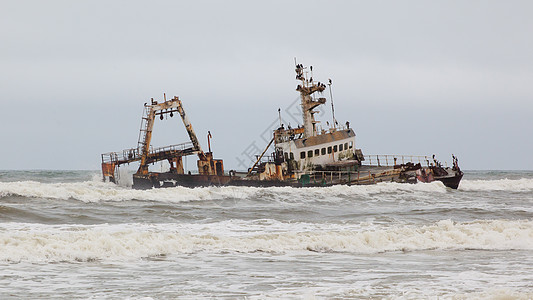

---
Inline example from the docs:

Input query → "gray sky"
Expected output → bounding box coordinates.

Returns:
[1,0,532,170]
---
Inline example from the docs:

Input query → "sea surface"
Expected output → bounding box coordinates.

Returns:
[1,170,532,299]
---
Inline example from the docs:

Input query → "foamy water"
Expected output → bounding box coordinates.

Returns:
[1,219,532,263]
[2,176,532,203]
[1,170,532,299]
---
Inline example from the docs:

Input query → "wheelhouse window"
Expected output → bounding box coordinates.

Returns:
[314,149,320,156]
[349,141,353,149]
[321,148,326,155]
[290,152,294,160]
[307,150,313,158]
[300,151,306,159]
[327,146,332,154]
[339,144,343,151]
[344,142,348,150]
[333,145,338,152]
[284,153,289,161]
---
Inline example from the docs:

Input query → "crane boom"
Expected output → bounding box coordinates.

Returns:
[174,97,203,154]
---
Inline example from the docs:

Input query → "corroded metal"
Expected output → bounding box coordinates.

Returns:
[101,95,219,186]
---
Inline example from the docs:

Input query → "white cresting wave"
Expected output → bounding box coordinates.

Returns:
[0,180,445,203]
[459,178,533,192]
[0,179,446,203]
[1,219,532,262]
[0,177,531,203]
[0,180,258,203]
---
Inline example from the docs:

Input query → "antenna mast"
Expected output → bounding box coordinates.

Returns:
[328,79,337,128]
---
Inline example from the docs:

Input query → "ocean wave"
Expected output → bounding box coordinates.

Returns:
[459,178,533,192]
[0,180,447,203]
[1,219,531,262]
[0,180,259,203]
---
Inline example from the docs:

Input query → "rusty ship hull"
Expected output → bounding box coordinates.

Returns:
[130,163,461,190]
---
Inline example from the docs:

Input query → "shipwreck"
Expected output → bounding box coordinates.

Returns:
[101,62,463,189]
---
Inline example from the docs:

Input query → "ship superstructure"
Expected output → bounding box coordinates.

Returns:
[275,63,360,173]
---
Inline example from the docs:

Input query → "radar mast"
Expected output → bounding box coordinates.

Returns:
[295,62,327,137]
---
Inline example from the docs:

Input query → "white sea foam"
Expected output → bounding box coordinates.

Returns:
[459,178,533,192]
[250,287,533,300]
[1,219,531,262]
[449,288,533,300]
[264,181,448,200]
[0,179,448,203]
[0,180,259,203]
[1,176,531,203]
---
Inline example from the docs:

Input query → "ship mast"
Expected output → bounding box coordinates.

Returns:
[295,62,327,138]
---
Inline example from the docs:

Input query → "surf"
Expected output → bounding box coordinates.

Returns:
[2,219,531,263]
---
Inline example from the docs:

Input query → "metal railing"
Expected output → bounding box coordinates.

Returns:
[295,169,398,185]
[253,153,277,164]
[102,142,195,164]
[363,154,448,168]
[101,149,138,164]
[316,124,351,135]
[148,142,195,156]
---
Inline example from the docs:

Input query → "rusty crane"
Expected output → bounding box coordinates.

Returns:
[101,95,225,188]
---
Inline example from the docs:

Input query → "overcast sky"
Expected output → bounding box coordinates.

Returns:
[1,0,532,171]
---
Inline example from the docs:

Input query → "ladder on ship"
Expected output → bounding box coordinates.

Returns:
[137,105,154,155]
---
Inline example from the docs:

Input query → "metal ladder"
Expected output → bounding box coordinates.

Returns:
[137,106,152,153]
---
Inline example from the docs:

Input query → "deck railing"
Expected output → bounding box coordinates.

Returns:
[363,154,447,168]
[294,170,395,185]
[148,142,195,156]
[102,142,195,164]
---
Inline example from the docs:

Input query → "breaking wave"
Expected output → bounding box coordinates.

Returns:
[0,180,449,203]
[0,180,258,203]
[1,219,531,262]
[458,178,533,192]
[0,176,531,203]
